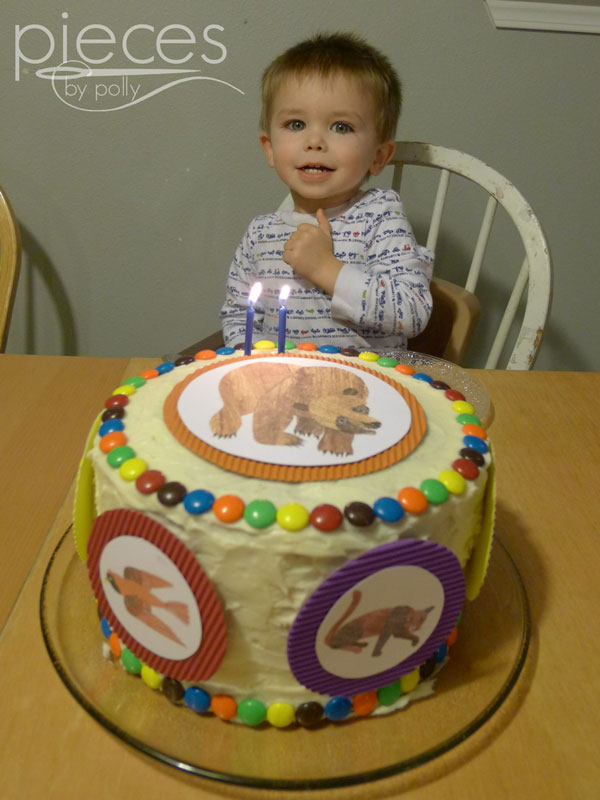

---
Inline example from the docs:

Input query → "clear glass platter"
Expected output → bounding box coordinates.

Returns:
[375,351,493,427]
[40,528,529,790]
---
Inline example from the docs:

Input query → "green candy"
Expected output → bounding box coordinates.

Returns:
[377,357,398,368]
[107,445,135,468]
[244,499,277,529]
[121,648,142,674]
[123,375,146,389]
[237,698,267,726]
[456,412,482,426]
[420,478,449,505]
[377,681,401,706]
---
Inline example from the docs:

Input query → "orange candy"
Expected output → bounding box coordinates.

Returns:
[352,691,378,716]
[138,369,160,380]
[462,423,487,440]
[211,694,237,720]
[109,632,121,658]
[397,487,428,515]
[446,626,459,647]
[213,494,245,523]
[395,363,415,375]
[99,431,127,453]
[194,349,217,360]
[297,342,318,351]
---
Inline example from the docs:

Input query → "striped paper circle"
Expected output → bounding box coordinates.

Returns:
[287,538,465,696]
[87,509,227,681]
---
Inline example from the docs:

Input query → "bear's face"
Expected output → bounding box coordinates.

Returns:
[296,393,381,435]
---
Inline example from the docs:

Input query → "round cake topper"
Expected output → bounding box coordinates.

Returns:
[87,509,227,682]
[163,354,426,482]
[287,538,465,696]
[73,412,102,562]
[466,449,497,600]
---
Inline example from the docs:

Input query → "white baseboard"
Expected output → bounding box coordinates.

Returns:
[485,1,600,33]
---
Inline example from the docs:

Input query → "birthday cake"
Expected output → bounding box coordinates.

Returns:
[74,343,495,728]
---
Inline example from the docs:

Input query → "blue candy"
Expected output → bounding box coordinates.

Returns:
[324,696,352,721]
[373,496,405,522]
[463,435,488,454]
[99,419,124,437]
[184,686,211,713]
[183,489,215,515]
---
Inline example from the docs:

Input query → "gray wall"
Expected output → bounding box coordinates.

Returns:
[1,0,598,369]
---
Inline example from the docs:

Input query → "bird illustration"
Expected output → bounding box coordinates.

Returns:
[105,566,189,646]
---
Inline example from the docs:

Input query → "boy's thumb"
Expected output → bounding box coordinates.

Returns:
[316,208,332,234]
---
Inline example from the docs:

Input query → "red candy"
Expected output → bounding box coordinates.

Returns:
[310,504,343,532]
[445,389,465,402]
[451,458,480,480]
[105,394,129,409]
[135,470,166,494]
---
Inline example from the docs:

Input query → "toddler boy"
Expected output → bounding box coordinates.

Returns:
[220,32,433,349]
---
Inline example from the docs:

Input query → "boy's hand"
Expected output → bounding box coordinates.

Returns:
[283,209,342,295]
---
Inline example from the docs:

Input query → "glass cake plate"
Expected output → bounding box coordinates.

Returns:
[40,528,529,790]
[374,351,494,428]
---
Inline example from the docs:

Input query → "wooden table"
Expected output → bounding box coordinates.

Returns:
[1,355,599,799]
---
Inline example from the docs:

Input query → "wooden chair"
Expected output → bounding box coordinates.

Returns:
[0,184,22,353]
[392,142,552,369]
[181,143,552,368]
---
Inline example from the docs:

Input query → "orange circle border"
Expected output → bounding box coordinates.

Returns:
[163,353,427,483]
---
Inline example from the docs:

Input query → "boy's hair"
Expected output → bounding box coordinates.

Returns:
[260,32,401,143]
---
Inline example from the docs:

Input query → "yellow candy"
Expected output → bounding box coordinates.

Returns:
[112,384,136,396]
[253,340,276,350]
[439,469,467,495]
[451,399,474,415]
[141,665,163,690]
[267,702,295,728]
[119,457,148,481]
[358,351,380,362]
[400,668,420,694]
[276,503,309,531]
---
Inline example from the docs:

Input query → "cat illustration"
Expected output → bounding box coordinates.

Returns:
[324,590,433,657]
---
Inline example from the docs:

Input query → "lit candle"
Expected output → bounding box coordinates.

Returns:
[278,284,290,353]
[244,282,262,356]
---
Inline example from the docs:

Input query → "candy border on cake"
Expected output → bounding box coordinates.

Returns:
[95,344,489,536]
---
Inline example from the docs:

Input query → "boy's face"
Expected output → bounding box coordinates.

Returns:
[260,73,395,214]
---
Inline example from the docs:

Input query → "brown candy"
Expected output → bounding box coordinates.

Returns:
[344,501,375,527]
[162,677,185,704]
[157,481,187,506]
[101,406,125,422]
[459,447,485,467]
[296,701,324,727]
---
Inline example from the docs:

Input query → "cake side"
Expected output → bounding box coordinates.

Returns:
[78,347,494,726]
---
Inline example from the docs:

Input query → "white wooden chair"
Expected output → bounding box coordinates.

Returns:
[391,142,552,369]
[0,184,22,353]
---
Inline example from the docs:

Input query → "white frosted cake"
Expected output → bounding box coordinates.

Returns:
[74,343,495,728]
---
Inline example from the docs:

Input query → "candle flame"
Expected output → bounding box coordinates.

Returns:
[248,282,262,305]
[278,284,291,305]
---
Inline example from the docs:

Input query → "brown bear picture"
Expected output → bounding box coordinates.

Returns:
[209,362,381,456]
